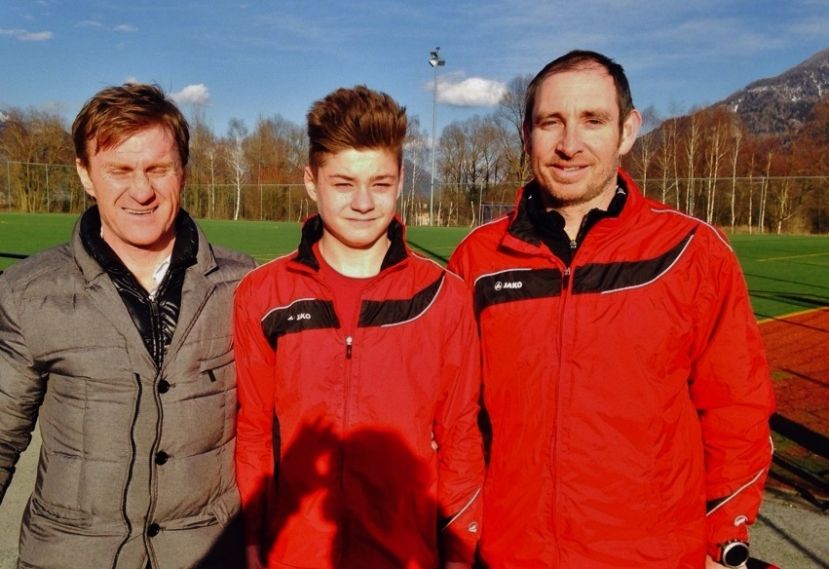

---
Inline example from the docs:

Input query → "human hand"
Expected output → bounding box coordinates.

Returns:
[246,544,265,569]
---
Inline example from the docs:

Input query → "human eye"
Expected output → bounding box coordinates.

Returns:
[372,181,394,191]
[585,113,610,127]
[107,167,131,177]
[538,116,561,129]
[148,166,171,177]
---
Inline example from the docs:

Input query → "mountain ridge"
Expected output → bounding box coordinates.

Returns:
[719,47,829,135]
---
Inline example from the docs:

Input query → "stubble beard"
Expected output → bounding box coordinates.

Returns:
[540,166,618,210]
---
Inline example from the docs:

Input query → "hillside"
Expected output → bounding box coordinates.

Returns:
[721,48,829,135]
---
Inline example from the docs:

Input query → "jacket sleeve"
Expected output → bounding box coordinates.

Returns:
[687,238,775,549]
[434,276,485,564]
[446,245,470,284]
[0,273,45,503]
[233,276,276,550]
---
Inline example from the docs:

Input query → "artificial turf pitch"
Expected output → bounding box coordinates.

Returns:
[1,212,827,320]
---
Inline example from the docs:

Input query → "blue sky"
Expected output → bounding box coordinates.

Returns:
[2,0,829,138]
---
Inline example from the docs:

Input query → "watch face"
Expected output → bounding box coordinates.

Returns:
[723,541,750,567]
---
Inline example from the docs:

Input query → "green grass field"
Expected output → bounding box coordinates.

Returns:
[2,212,827,319]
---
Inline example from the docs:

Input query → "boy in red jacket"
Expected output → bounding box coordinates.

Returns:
[234,86,483,569]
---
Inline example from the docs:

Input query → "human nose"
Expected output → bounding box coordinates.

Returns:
[556,125,583,157]
[350,185,375,212]
[128,171,155,202]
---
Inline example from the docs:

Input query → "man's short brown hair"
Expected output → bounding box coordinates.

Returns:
[72,83,190,168]
[524,50,635,133]
[306,86,407,171]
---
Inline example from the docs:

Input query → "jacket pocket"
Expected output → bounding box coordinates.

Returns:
[29,494,89,524]
[200,348,238,443]
[162,512,219,531]
[208,486,241,528]
[35,449,82,514]
[199,348,235,384]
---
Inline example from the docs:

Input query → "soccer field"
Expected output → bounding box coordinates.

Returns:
[1,212,827,319]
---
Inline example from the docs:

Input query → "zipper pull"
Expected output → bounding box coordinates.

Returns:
[345,336,353,359]
[563,267,570,289]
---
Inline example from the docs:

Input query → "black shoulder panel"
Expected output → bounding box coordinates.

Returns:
[261,299,340,349]
[473,268,562,318]
[358,274,445,328]
[573,229,696,295]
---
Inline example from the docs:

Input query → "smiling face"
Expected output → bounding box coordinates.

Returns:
[525,64,640,211]
[76,124,185,259]
[305,147,402,261]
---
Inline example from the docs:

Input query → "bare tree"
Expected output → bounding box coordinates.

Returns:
[729,129,742,231]
[758,152,773,233]
[654,118,678,205]
[403,116,428,225]
[683,113,699,215]
[187,108,217,218]
[0,108,74,212]
[495,74,533,183]
[631,105,662,196]
[703,113,728,224]
[226,118,248,221]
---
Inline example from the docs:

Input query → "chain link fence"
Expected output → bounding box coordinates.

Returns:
[2,159,828,233]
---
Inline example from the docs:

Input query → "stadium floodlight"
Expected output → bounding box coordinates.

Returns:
[428,47,445,226]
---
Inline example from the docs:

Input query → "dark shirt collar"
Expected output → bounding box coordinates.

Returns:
[522,179,627,264]
[80,207,199,279]
[295,214,408,272]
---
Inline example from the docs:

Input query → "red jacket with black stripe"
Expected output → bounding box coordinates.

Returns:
[234,216,484,568]
[447,169,775,568]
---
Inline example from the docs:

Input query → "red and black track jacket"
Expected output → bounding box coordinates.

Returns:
[234,216,484,568]
[448,169,775,568]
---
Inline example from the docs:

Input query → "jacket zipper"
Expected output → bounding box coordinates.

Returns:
[144,296,165,563]
[336,334,354,563]
[111,373,143,569]
[553,254,575,566]
[341,334,354,482]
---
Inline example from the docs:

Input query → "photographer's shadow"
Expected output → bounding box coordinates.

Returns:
[251,420,464,568]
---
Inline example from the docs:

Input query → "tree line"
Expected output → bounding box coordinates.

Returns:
[1,80,828,232]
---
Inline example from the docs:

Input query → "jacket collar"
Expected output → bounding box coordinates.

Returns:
[293,214,409,273]
[73,206,209,283]
[502,167,643,254]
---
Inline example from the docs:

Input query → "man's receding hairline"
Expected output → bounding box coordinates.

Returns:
[537,61,615,89]
[532,63,623,118]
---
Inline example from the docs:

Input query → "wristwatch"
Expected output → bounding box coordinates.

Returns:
[714,540,750,568]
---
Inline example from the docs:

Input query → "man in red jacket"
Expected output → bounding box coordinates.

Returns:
[448,51,775,569]
[234,86,484,569]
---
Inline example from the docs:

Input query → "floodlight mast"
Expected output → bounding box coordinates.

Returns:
[428,47,445,226]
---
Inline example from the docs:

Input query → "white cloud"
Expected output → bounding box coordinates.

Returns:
[1,28,53,41]
[0,111,9,122]
[77,20,138,33]
[124,75,140,84]
[19,31,53,41]
[430,75,508,107]
[170,84,210,106]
